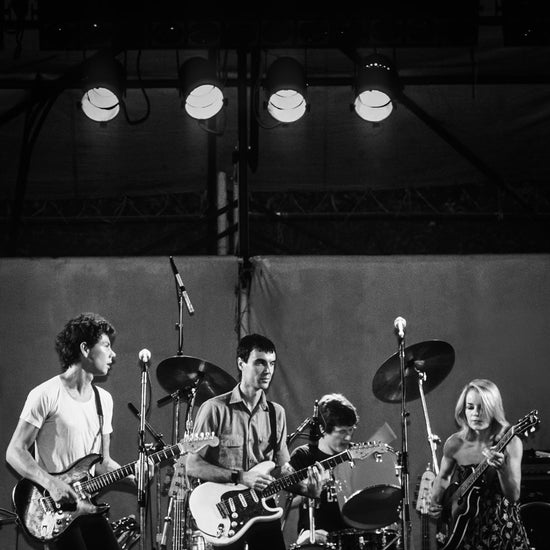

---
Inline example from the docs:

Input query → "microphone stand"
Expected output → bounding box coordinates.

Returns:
[158,256,196,550]
[397,333,412,550]
[137,360,149,550]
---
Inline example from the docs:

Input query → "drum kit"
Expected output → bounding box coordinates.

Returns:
[135,262,456,550]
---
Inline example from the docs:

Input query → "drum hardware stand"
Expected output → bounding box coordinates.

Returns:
[281,401,320,530]
[307,498,317,546]
[395,319,412,550]
[128,402,168,550]
[415,369,441,475]
[159,380,203,550]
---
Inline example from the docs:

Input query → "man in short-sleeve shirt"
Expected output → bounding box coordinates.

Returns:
[6,312,130,550]
[187,333,290,550]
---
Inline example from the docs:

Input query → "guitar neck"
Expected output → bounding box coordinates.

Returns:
[263,450,352,497]
[81,442,183,493]
[457,426,515,499]
[421,514,430,550]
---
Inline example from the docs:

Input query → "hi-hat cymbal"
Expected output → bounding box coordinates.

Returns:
[372,340,455,403]
[157,355,236,407]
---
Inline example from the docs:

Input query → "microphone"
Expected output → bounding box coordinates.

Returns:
[394,317,406,339]
[310,400,320,442]
[169,256,195,316]
[128,402,140,417]
[138,348,152,368]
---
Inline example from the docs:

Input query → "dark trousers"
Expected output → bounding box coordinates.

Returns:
[223,520,286,550]
[45,515,120,550]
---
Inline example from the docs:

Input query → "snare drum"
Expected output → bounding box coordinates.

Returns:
[328,528,399,550]
[333,444,401,530]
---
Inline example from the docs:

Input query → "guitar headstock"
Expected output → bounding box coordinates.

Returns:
[414,467,435,515]
[349,441,393,460]
[178,432,219,454]
[513,410,540,439]
[168,458,188,498]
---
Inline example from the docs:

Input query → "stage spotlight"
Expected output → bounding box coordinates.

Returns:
[265,57,307,123]
[354,54,401,123]
[179,57,224,120]
[80,56,126,123]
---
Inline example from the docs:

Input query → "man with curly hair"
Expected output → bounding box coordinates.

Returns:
[6,312,127,550]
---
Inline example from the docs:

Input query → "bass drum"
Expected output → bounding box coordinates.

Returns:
[328,528,399,550]
[520,501,550,550]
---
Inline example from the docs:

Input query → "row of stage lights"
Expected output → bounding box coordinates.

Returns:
[81,54,402,124]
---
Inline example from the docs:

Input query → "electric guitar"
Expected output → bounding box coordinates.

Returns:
[436,410,539,550]
[189,441,392,546]
[12,433,219,542]
[415,465,436,550]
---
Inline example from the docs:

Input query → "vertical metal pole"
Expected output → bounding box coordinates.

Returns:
[237,48,249,260]
[236,48,251,340]
[398,338,412,550]
[217,171,228,255]
[207,49,219,254]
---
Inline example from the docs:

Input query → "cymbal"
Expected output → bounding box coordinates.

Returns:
[372,340,455,403]
[156,355,236,407]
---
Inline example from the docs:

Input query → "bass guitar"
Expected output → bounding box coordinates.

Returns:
[436,409,539,550]
[415,464,435,550]
[12,432,218,543]
[189,441,392,546]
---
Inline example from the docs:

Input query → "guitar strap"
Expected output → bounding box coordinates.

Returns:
[266,401,279,457]
[92,384,104,462]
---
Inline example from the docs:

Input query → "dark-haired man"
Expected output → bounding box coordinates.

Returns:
[186,333,290,550]
[287,393,359,545]
[6,312,126,550]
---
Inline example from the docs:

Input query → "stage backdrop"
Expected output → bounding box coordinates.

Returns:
[1,254,549,550]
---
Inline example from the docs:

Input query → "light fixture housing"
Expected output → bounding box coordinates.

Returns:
[80,55,126,123]
[354,54,401,123]
[266,57,308,123]
[179,57,224,120]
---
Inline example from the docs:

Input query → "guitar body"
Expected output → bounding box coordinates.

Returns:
[12,453,109,542]
[12,433,219,544]
[189,461,282,546]
[437,474,482,550]
[189,443,389,546]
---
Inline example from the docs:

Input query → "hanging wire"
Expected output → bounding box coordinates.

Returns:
[122,49,151,125]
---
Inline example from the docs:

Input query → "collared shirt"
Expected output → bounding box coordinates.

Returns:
[192,385,290,472]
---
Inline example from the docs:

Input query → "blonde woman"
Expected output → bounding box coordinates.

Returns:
[429,379,530,550]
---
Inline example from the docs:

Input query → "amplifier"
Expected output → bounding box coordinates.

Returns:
[521,449,550,503]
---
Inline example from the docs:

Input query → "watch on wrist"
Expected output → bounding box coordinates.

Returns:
[231,470,240,484]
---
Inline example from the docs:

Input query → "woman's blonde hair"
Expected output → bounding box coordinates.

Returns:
[454,378,509,441]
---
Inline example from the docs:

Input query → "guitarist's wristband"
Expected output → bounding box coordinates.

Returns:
[231,470,240,484]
